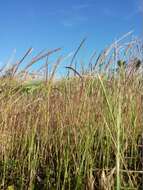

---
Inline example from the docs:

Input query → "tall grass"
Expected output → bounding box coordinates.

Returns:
[0,33,143,189]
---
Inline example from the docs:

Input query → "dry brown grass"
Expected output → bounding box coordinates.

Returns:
[0,33,143,189]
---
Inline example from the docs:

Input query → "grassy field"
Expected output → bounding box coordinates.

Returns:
[0,34,143,189]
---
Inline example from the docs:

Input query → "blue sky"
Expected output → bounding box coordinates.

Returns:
[0,0,142,69]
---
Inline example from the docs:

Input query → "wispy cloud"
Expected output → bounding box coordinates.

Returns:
[124,10,138,20]
[47,2,92,28]
[61,16,88,28]
[102,7,116,17]
[48,3,91,16]
[61,21,73,27]
[138,0,143,13]
[122,0,143,21]
[72,3,91,11]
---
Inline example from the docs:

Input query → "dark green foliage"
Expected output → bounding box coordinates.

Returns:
[117,60,126,68]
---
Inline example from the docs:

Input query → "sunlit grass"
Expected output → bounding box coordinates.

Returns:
[0,33,143,189]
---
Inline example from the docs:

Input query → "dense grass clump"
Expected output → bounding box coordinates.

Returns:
[0,34,143,189]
